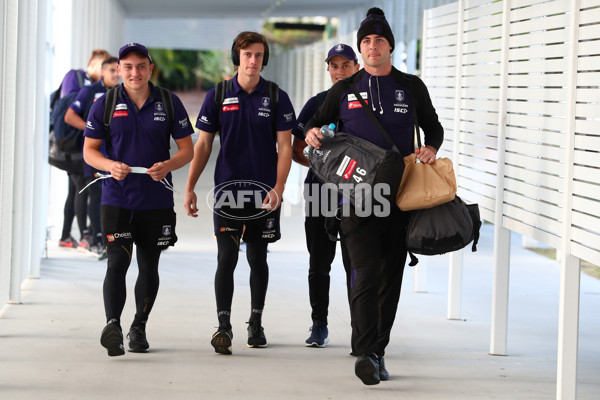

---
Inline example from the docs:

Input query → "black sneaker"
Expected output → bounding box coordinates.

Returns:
[355,354,380,385]
[100,319,125,357]
[378,356,389,381]
[211,328,233,355]
[246,321,267,348]
[127,325,149,352]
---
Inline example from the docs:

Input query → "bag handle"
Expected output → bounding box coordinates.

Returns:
[347,82,400,153]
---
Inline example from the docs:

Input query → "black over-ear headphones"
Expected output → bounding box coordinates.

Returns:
[231,39,269,67]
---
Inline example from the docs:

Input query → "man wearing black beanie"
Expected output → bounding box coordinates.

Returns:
[304,7,444,385]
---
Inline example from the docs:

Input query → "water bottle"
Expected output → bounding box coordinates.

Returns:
[303,123,336,158]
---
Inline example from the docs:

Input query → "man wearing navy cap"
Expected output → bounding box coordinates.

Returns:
[83,42,194,357]
[291,43,359,349]
[305,8,444,384]
[184,31,295,355]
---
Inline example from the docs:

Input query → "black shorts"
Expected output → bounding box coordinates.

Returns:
[101,205,178,250]
[213,205,281,243]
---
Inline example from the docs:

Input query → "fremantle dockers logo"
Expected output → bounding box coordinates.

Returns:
[155,102,164,112]
[395,90,405,102]
[162,225,172,236]
[335,44,345,52]
[266,218,275,229]
[262,97,270,107]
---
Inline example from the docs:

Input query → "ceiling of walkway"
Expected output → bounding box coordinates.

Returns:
[118,0,366,18]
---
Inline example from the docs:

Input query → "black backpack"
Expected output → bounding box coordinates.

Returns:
[48,70,87,173]
[102,85,174,152]
[214,78,279,133]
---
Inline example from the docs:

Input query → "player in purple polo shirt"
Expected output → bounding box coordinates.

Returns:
[305,8,444,384]
[64,56,120,257]
[83,43,194,357]
[184,31,295,354]
[57,49,111,250]
[291,43,360,349]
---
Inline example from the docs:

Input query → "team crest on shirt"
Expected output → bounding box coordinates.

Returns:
[395,90,405,102]
[162,225,172,236]
[266,218,275,229]
[155,102,164,112]
[262,97,270,108]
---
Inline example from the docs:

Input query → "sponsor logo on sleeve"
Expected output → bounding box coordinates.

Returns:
[179,118,189,128]
[284,112,293,122]
[86,121,95,130]
[74,100,81,108]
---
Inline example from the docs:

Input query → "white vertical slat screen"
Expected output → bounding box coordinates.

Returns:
[422,0,600,267]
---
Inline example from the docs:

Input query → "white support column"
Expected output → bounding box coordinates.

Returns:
[490,0,512,356]
[10,0,36,303]
[556,1,581,399]
[447,251,463,319]
[413,258,428,293]
[447,0,464,320]
[29,0,49,276]
[0,0,19,307]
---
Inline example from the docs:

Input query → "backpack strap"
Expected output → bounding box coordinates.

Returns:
[214,79,234,132]
[157,86,174,124]
[103,86,121,153]
[75,69,86,89]
[265,80,279,137]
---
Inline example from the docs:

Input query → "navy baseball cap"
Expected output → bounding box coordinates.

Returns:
[325,44,358,64]
[118,42,153,63]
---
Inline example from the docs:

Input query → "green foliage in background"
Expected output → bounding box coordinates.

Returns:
[149,48,232,91]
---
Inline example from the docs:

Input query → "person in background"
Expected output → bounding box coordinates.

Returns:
[64,56,120,258]
[58,49,111,249]
[291,43,359,348]
[83,43,194,356]
[184,31,295,355]
[304,8,444,385]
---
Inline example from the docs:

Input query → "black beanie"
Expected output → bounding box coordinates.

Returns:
[357,7,395,53]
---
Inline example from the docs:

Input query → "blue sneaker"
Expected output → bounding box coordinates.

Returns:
[305,321,329,347]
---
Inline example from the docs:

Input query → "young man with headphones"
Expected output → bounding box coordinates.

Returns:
[184,31,295,354]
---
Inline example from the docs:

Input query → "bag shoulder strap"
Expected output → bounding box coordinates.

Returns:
[103,86,121,152]
[265,79,279,109]
[347,81,399,153]
[75,69,86,89]
[157,86,174,124]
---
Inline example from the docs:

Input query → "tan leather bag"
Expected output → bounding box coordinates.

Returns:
[396,153,457,211]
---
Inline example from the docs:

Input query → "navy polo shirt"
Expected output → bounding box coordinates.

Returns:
[84,83,194,210]
[69,80,109,177]
[196,75,296,193]
[69,80,107,116]
[292,94,321,141]
[60,69,92,98]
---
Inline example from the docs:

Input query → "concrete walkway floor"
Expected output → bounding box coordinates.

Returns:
[1,144,599,399]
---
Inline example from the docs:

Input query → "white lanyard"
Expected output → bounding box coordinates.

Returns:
[78,166,174,194]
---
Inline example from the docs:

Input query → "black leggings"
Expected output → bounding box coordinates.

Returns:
[215,234,269,314]
[61,172,88,240]
[103,242,162,327]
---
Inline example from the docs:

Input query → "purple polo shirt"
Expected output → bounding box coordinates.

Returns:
[196,75,296,193]
[69,81,109,177]
[69,80,107,116]
[60,69,92,98]
[84,83,194,210]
